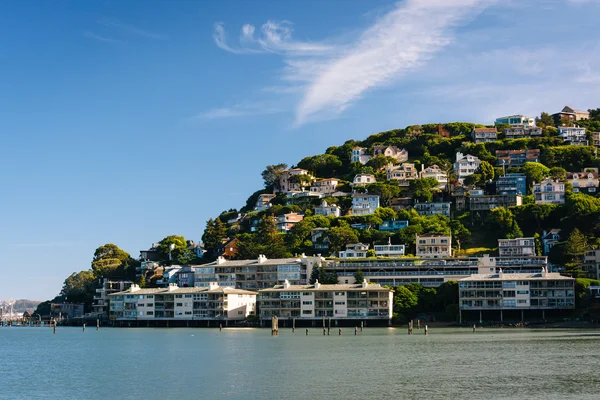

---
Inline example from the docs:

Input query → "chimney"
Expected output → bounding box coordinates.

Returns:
[168,283,178,292]
[315,280,321,289]
[456,152,464,162]
[301,253,306,258]
[283,279,290,289]
[129,284,140,293]
[362,279,368,288]
[258,254,267,264]
[209,282,220,290]
[216,256,227,265]
[498,268,503,278]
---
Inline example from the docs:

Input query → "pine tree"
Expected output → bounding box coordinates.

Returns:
[564,228,587,277]
[139,275,147,288]
[309,267,320,284]
[354,268,365,284]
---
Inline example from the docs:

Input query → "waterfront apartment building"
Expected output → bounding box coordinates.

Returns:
[498,238,536,257]
[416,234,452,258]
[469,194,522,212]
[458,269,575,322]
[584,249,600,280]
[351,193,380,215]
[495,149,540,167]
[50,303,84,319]
[414,201,451,217]
[471,127,498,143]
[495,115,535,127]
[193,254,325,290]
[92,279,133,319]
[258,280,393,322]
[503,125,542,139]
[533,179,565,204]
[328,254,548,288]
[109,283,257,321]
[496,173,527,195]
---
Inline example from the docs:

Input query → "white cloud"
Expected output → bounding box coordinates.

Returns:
[98,18,168,39]
[83,30,121,43]
[214,0,494,125]
[190,102,284,120]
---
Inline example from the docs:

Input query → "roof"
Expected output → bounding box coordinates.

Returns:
[200,257,310,267]
[417,233,451,238]
[259,283,392,293]
[352,193,379,198]
[473,128,497,133]
[460,272,574,282]
[110,286,257,296]
[567,172,599,179]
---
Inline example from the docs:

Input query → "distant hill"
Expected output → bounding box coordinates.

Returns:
[13,299,41,313]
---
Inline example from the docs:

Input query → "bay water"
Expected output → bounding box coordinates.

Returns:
[1,327,600,399]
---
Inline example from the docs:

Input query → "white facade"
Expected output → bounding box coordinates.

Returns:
[314,200,341,217]
[109,283,257,320]
[310,179,339,195]
[351,147,372,164]
[352,174,376,186]
[495,115,535,127]
[498,237,536,257]
[420,164,447,188]
[373,244,406,257]
[259,280,394,320]
[453,153,482,181]
[338,243,369,258]
[416,234,452,258]
[351,193,380,216]
[533,179,565,204]
[558,126,588,145]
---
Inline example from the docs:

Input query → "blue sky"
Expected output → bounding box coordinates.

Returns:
[1,0,600,300]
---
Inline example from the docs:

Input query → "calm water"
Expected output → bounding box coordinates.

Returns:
[1,326,600,399]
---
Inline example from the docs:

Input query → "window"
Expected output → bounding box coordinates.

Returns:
[238,311,244,315]
[517,300,527,304]
[302,310,312,315]
[185,311,192,315]
[184,294,193,298]
[176,303,183,307]
[302,301,313,305]
[146,295,153,299]
[517,290,529,295]
[147,311,153,315]
[175,295,183,298]
[335,301,346,305]
[147,303,153,307]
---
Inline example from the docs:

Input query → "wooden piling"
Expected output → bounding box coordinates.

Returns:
[271,316,279,336]
[355,326,358,335]
[417,320,421,329]
[424,325,428,336]
[306,328,308,336]
[96,319,99,331]
[323,328,326,336]
[473,324,476,333]
[220,324,222,332]
[83,324,86,332]
[360,321,363,332]
[339,328,342,336]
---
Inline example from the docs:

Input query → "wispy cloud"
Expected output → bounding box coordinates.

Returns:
[214,21,333,55]
[214,0,494,126]
[190,102,284,120]
[83,30,121,44]
[99,18,168,40]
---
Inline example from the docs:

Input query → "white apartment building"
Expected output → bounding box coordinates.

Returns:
[258,280,394,320]
[498,238,536,257]
[351,174,376,187]
[558,126,588,146]
[533,179,565,204]
[453,153,482,182]
[338,243,369,259]
[459,269,575,321]
[351,193,380,216]
[414,202,451,217]
[109,283,257,321]
[495,115,535,127]
[193,254,325,290]
[314,200,341,217]
[420,164,447,189]
[504,126,542,139]
[415,234,452,258]
[92,279,133,318]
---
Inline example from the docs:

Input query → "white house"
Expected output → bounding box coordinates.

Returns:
[255,194,276,211]
[338,243,370,258]
[495,115,535,127]
[533,179,565,204]
[351,174,376,187]
[471,127,498,143]
[310,178,339,195]
[420,164,447,189]
[415,234,452,258]
[351,147,372,164]
[373,145,408,162]
[558,126,588,146]
[351,193,380,215]
[314,200,341,217]
[373,243,406,257]
[498,237,536,257]
[453,152,482,182]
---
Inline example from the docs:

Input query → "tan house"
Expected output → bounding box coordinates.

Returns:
[552,105,589,122]
[386,163,418,186]
[255,194,276,211]
[278,168,312,193]
[420,164,447,188]
[351,173,376,187]
[567,170,599,194]
[416,234,452,258]
[310,178,339,195]
[533,179,565,204]
[471,127,498,143]
[277,213,304,232]
[373,145,408,162]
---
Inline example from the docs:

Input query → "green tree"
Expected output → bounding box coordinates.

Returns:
[60,270,96,308]
[523,162,550,191]
[374,207,398,221]
[157,235,189,264]
[91,244,136,280]
[537,112,554,127]
[564,228,587,278]
[477,161,495,182]
[366,155,398,170]
[549,166,567,181]
[297,154,342,176]
[486,207,523,241]
[327,226,359,255]
[261,163,287,189]
[139,275,147,288]
[202,218,227,257]
[393,286,418,313]
[365,182,401,207]
[309,267,320,284]
[354,268,365,283]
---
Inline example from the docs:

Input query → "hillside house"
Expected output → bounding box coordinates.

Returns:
[471,127,498,143]
[373,145,408,162]
[386,163,418,186]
